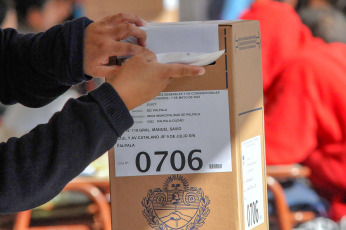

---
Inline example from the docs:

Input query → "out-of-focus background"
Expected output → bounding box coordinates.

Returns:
[0,0,345,229]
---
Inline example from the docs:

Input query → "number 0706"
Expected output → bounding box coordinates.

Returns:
[135,149,203,173]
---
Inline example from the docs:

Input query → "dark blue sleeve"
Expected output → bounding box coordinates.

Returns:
[0,83,134,214]
[0,17,93,107]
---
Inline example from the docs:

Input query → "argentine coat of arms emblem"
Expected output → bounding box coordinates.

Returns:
[142,175,210,230]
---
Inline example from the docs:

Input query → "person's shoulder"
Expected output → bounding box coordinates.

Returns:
[283,42,346,85]
[288,40,344,67]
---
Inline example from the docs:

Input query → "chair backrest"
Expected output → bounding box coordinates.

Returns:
[14,182,111,230]
[267,165,316,230]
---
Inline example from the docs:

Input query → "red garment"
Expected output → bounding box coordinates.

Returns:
[241,1,346,221]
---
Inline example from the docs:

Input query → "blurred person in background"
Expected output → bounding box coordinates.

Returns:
[274,0,346,43]
[241,0,346,222]
[15,0,73,32]
[0,0,17,28]
[298,0,346,43]
[216,0,346,43]
[335,0,346,15]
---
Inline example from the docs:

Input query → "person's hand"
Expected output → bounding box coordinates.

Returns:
[108,50,206,111]
[84,13,147,78]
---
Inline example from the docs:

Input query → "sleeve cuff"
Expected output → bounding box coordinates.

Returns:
[63,17,94,84]
[89,83,134,136]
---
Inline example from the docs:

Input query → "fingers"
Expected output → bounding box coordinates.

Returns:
[136,50,157,62]
[121,50,156,64]
[105,13,147,27]
[96,50,156,77]
[108,42,148,57]
[112,23,147,46]
[159,63,206,78]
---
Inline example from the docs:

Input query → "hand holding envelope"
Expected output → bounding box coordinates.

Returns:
[122,22,225,66]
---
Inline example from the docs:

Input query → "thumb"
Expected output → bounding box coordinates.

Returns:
[160,63,205,78]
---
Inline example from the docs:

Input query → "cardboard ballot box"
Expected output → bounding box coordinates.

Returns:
[108,20,268,230]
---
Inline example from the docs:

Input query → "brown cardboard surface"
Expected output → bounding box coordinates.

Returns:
[109,150,241,230]
[238,110,267,229]
[108,20,268,230]
[84,0,163,21]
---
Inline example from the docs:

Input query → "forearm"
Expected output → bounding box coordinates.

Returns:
[0,83,133,214]
[0,17,93,107]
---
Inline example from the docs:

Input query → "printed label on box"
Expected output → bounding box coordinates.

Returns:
[114,90,232,177]
[242,135,265,229]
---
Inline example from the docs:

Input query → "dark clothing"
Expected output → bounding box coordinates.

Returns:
[0,17,92,107]
[0,17,134,213]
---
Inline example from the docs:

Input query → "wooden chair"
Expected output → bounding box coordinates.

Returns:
[14,182,112,230]
[267,165,316,230]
